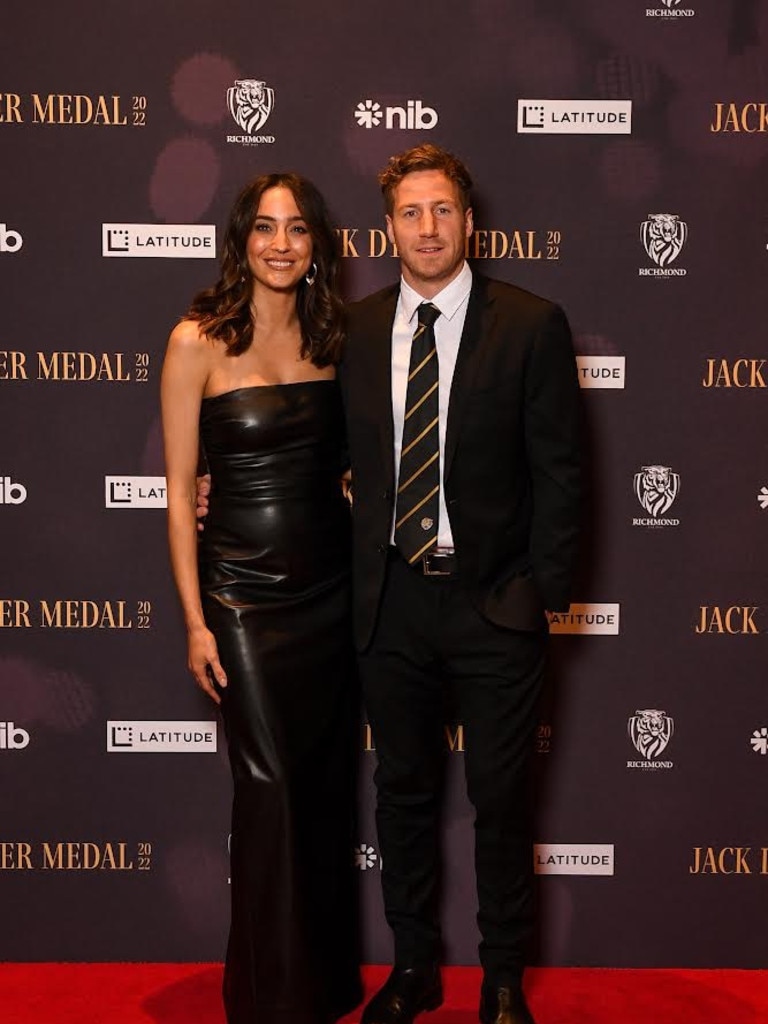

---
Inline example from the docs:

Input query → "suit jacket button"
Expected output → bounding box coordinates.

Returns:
[382,490,391,501]
[377,544,387,554]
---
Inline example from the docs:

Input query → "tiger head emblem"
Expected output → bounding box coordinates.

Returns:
[633,464,680,518]
[227,79,275,135]
[629,709,674,760]
[641,213,687,268]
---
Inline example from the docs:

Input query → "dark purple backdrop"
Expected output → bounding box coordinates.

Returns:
[2,0,767,968]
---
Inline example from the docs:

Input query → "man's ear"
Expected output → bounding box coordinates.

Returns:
[385,214,395,247]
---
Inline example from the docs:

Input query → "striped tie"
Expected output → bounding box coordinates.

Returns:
[395,302,441,565]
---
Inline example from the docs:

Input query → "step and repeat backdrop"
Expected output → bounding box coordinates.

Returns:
[2,0,767,968]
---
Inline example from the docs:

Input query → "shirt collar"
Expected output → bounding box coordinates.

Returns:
[399,261,473,325]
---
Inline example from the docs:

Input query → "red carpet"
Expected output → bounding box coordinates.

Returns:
[1,963,765,1023]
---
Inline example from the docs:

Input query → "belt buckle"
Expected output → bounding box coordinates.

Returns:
[422,551,453,577]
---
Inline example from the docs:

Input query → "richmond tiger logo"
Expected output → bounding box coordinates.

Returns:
[641,213,687,268]
[634,465,680,519]
[227,79,275,135]
[628,710,674,761]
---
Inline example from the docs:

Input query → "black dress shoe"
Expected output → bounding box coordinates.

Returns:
[479,984,536,1024]
[361,964,443,1024]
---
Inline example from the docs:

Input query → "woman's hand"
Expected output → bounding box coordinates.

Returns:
[341,469,353,506]
[187,625,228,704]
[196,473,211,531]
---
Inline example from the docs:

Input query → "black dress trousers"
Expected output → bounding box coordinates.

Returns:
[358,552,547,983]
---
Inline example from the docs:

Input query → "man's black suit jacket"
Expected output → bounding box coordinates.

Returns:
[339,273,582,652]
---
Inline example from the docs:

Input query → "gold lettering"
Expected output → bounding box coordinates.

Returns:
[741,102,758,132]
[702,359,767,388]
[363,723,375,752]
[368,229,395,258]
[0,351,27,380]
[111,95,127,125]
[42,843,64,869]
[490,230,508,259]
[0,93,22,123]
[80,353,97,380]
[691,846,754,873]
[40,600,132,628]
[696,606,760,634]
[32,94,55,123]
[473,230,489,259]
[98,353,129,380]
[336,228,360,258]
[0,600,31,628]
[40,600,60,627]
[0,843,33,870]
[57,95,73,124]
[37,352,57,380]
[733,359,749,387]
[445,724,465,752]
[82,843,101,869]
[732,847,752,873]
[74,94,93,124]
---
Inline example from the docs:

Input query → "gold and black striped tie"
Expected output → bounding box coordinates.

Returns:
[395,301,441,565]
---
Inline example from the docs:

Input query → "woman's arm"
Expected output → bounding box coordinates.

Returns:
[160,321,227,703]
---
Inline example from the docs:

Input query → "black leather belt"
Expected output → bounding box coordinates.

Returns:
[389,546,457,577]
[421,550,457,576]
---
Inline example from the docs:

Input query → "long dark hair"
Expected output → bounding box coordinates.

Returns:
[187,173,344,366]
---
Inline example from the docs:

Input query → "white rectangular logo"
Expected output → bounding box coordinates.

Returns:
[105,476,167,509]
[107,721,217,753]
[517,100,632,134]
[102,223,216,258]
[577,356,626,389]
[547,603,621,635]
[535,843,615,875]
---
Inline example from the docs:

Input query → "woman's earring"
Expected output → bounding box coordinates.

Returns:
[305,262,318,286]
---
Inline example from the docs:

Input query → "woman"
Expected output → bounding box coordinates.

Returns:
[161,174,361,1024]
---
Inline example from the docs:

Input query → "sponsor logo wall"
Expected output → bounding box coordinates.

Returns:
[0,0,765,970]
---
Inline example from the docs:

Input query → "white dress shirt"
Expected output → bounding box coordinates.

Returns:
[390,261,473,549]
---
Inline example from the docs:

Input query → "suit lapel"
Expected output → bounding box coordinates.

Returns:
[445,275,495,478]
[367,287,399,488]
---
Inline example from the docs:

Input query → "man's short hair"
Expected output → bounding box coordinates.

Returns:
[378,144,473,214]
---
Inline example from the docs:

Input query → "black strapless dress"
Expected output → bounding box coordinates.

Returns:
[198,381,361,1024]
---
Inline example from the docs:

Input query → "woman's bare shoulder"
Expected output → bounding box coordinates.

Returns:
[167,318,208,351]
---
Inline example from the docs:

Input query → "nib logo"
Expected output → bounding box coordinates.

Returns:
[751,728,768,755]
[354,98,438,131]
[758,487,768,510]
[354,100,383,129]
[353,843,379,870]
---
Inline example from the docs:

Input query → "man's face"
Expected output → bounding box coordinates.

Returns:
[386,170,473,298]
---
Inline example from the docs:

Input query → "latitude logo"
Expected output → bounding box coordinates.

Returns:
[633,465,680,526]
[353,98,438,131]
[628,709,674,768]
[226,79,275,145]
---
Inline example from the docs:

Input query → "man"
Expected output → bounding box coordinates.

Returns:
[339,145,581,1024]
